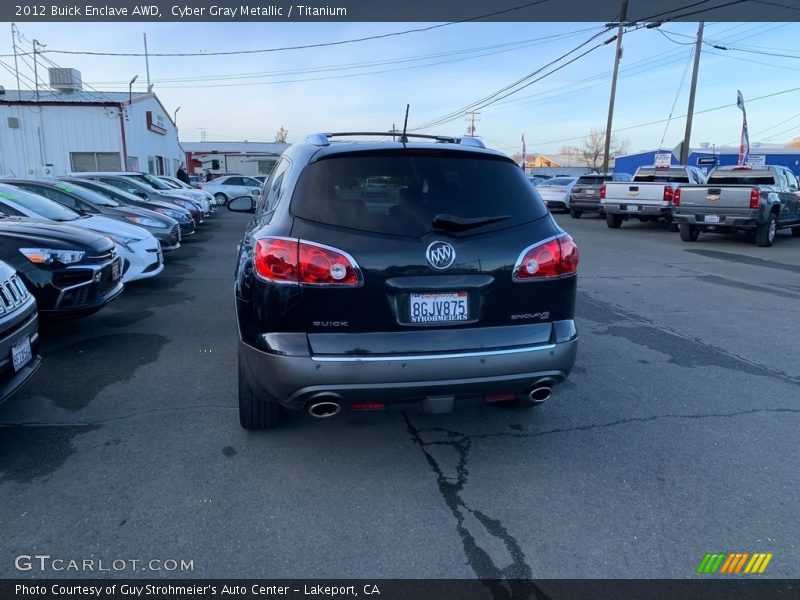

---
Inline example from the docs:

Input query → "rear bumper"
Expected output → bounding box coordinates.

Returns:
[239,321,578,410]
[569,199,603,212]
[673,211,760,229]
[602,203,672,217]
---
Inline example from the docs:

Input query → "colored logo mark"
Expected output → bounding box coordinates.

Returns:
[696,552,773,574]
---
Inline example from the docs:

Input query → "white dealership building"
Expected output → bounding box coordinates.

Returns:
[0,68,183,178]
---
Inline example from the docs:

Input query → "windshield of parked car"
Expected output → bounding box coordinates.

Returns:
[129,173,173,191]
[53,182,123,208]
[75,180,144,204]
[291,151,547,237]
[0,184,80,221]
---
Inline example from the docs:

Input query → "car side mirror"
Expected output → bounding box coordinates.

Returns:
[227,195,255,213]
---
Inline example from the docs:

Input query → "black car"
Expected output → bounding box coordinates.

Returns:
[75,175,205,225]
[0,259,42,405]
[0,219,123,319]
[229,133,580,429]
[60,177,196,239]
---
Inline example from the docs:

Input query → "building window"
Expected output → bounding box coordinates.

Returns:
[126,156,139,171]
[70,152,122,172]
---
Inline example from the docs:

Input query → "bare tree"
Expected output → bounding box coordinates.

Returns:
[274,126,289,143]
[579,128,628,170]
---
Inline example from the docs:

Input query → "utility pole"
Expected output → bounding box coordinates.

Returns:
[32,38,40,102]
[680,22,704,165]
[465,111,480,136]
[602,0,628,173]
[10,24,21,100]
[143,33,152,92]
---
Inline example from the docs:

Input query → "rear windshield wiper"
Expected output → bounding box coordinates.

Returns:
[432,213,511,233]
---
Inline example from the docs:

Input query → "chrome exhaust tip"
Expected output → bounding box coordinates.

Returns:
[528,386,552,404]
[307,399,342,418]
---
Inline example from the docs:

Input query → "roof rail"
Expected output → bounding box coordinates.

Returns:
[304,132,486,148]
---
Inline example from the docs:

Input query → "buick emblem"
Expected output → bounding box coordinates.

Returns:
[425,241,456,270]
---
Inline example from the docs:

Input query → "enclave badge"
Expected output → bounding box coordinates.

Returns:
[425,241,456,270]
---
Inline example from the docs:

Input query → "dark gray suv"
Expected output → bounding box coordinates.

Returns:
[230,133,580,429]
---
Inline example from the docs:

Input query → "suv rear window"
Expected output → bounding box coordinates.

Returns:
[576,175,612,185]
[290,151,547,237]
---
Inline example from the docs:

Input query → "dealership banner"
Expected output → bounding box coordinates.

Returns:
[4,0,800,22]
[2,579,799,600]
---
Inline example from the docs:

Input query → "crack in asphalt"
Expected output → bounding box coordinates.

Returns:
[579,292,800,386]
[404,405,798,594]
[0,404,236,428]
[404,413,553,600]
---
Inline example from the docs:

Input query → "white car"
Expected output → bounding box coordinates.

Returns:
[158,176,216,211]
[0,185,162,283]
[200,175,263,205]
[536,177,578,212]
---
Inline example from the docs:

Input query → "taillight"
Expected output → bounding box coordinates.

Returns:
[599,184,606,199]
[673,188,681,207]
[749,188,760,209]
[663,185,674,202]
[254,238,361,286]
[513,234,579,281]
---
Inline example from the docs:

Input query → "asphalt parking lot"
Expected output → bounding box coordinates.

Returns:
[0,210,798,580]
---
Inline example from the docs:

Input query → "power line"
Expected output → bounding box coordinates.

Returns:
[14,1,550,58]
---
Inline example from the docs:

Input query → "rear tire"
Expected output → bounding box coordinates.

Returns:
[238,353,283,430]
[606,213,623,229]
[755,213,777,247]
[679,223,700,242]
[570,209,583,219]
[214,192,228,205]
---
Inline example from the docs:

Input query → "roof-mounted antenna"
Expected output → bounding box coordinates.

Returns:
[399,104,410,144]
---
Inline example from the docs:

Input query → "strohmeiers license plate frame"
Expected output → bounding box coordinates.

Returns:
[409,291,469,324]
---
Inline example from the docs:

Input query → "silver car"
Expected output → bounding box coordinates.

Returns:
[536,177,578,212]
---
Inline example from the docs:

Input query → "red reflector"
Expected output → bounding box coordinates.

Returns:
[749,188,760,209]
[486,393,516,402]
[673,187,682,207]
[349,402,385,411]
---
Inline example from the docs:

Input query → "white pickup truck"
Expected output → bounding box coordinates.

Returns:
[600,165,707,229]
[673,165,800,247]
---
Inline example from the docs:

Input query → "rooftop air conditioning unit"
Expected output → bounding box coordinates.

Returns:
[48,68,82,93]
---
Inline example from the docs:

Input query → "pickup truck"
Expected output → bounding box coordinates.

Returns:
[673,165,800,247]
[600,165,707,229]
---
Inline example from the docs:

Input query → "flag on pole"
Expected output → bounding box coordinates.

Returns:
[736,90,749,166]
[520,134,527,170]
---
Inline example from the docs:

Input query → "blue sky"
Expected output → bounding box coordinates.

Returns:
[2,20,799,156]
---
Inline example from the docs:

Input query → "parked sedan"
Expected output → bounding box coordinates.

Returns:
[76,175,204,225]
[0,218,122,319]
[60,177,195,239]
[200,175,262,205]
[536,177,578,212]
[48,179,181,251]
[0,182,162,283]
[74,172,212,217]
[0,258,41,404]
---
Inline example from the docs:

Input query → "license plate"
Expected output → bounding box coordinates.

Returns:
[111,260,121,281]
[584,188,595,196]
[409,292,468,324]
[705,215,720,223]
[11,336,32,372]
[626,205,639,212]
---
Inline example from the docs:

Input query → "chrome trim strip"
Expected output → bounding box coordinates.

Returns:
[311,343,557,362]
